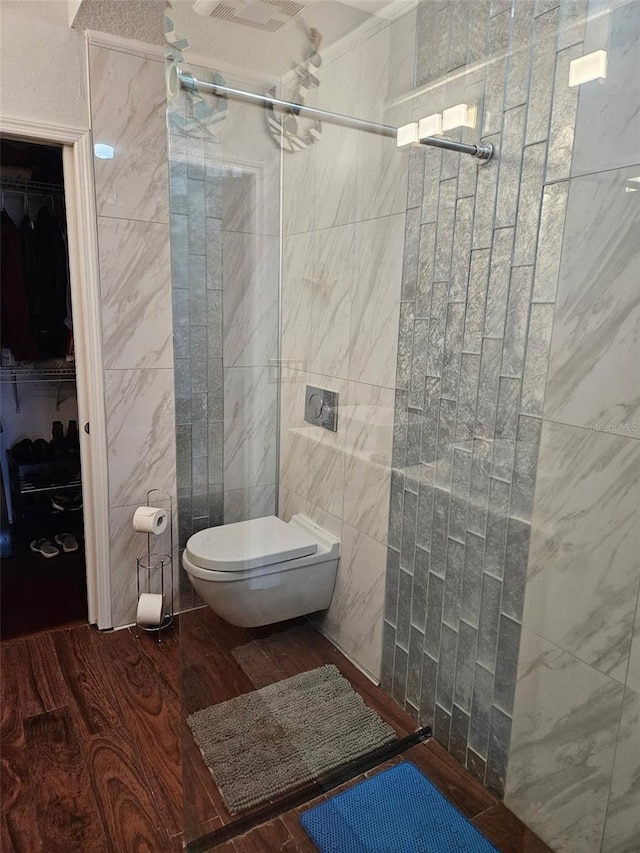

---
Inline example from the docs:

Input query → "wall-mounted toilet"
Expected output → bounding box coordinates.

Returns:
[182,514,340,627]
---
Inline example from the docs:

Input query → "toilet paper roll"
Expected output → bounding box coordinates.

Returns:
[137,593,164,628]
[133,506,168,535]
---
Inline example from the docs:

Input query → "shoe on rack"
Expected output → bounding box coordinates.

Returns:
[50,493,72,512]
[65,420,80,456]
[54,532,78,553]
[30,538,59,558]
[69,492,83,511]
[32,438,50,460]
[11,439,33,462]
[50,421,66,457]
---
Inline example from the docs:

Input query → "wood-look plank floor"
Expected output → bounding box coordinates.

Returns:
[0,547,87,640]
[1,610,552,852]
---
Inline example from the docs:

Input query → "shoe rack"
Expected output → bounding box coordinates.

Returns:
[7,424,83,548]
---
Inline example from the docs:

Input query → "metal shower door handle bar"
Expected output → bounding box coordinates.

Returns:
[178,71,494,161]
[420,133,494,162]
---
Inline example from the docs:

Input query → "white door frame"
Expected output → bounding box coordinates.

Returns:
[0,116,112,629]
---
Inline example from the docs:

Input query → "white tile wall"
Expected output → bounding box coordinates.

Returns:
[507,628,625,852]
[98,217,173,370]
[89,44,177,628]
[90,45,169,224]
[506,3,640,848]
[277,10,416,680]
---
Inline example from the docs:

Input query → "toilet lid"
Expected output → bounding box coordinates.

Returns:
[185,515,318,572]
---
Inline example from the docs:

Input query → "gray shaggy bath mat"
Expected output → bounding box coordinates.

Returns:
[187,664,396,814]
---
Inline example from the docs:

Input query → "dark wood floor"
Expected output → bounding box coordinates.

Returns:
[1,609,552,852]
[210,753,552,853]
[1,543,87,640]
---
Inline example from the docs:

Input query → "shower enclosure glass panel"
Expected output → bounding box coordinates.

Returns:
[168,61,282,837]
[169,1,640,850]
[168,0,415,845]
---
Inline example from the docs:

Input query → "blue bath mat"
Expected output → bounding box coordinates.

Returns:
[299,762,499,852]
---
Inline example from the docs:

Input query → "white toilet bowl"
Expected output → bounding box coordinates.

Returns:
[181,513,340,627]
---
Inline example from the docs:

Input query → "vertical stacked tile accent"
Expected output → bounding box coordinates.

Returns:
[381,0,588,799]
[89,44,177,628]
[168,85,224,597]
[505,2,640,850]
[168,67,281,608]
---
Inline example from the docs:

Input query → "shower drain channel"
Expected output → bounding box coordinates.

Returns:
[184,726,433,852]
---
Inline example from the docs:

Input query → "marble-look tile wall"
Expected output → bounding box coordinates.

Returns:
[89,43,177,628]
[168,68,280,608]
[278,11,416,681]
[505,2,640,850]
[380,0,590,799]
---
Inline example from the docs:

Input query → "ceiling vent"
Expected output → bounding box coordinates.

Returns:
[193,0,304,32]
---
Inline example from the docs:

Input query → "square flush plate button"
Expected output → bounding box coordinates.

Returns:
[305,385,338,432]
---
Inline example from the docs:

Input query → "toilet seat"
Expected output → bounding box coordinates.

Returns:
[185,515,319,572]
[182,514,340,627]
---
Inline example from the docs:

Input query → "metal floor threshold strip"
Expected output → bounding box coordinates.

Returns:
[184,726,433,853]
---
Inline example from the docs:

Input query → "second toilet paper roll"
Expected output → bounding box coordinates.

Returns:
[137,593,164,627]
[133,506,168,535]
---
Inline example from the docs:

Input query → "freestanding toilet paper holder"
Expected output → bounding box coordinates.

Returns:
[135,488,174,643]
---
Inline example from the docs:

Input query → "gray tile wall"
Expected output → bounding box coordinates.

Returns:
[168,89,225,607]
[381,0,587,798]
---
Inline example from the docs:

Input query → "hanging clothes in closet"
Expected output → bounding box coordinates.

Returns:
[20,210,40,345]
[33,206,71,357]
[0,197,72,362]
[0,209,38,361]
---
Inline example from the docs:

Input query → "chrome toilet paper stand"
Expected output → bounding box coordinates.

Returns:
[135,488,174,643]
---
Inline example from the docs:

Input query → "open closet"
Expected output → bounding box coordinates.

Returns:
[0,138,87,639]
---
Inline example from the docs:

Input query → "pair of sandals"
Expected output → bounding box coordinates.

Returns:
[50,492,82,512]
[30,533,78,559]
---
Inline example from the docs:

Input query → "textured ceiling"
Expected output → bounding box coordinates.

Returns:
[72,0,396,78]
[72,0,165,45]
[170,0,387,77]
